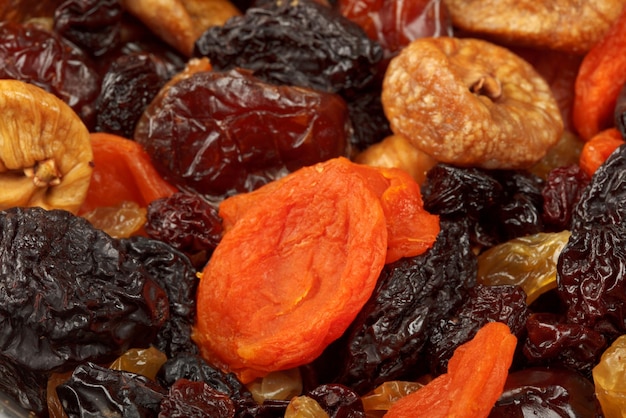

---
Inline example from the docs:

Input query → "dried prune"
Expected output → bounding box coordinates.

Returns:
[145,192,223,269]
[95,52,170,138]
[489,367,599,417]
[0,21,101,129]
[541,164,590,232]
[57,363,167,417]
[121,236,199,357]
[319,219,476,394]
[426,285,530,376]
[345,85,392,151]
[157,353,268,418]
[53,0,124,57]
[0,207,169,373]
[134,67,352,202]
[193,0,383,94]
[160,379,236,417]
[306,384,365,418]
[0,356,48,415]
[422,164,544,248]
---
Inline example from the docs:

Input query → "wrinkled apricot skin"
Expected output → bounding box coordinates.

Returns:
[382,37,563,169]
[573,5,626,141]
[579,128,625,177]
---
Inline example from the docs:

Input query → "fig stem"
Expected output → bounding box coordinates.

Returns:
[470,75,502,101]
[24,158,62,188]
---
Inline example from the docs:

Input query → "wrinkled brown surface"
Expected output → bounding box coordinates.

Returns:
[121,0,241,56]
[382,37,563,169]
[444,0,626,54]
[0,0,64,22]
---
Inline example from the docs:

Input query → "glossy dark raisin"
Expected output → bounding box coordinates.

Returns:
[541,164,591,232]
[345,84,392,151]
[523,313,606,378]
[145,192,223,269]
[160,379,236,418]
[95,52,169,138]
[53,0,124,57]
[57,363,166,417]
[489,367,600,418]
[121,237,199,358]
[422,165,544,248]
[317,219,476,395]
[0,21,101,129]
[306,384,365,418]
[0,356,48,415]
[0,207,169,375]
[426,285,530,376]
[157,353,268,418]
[134,68,351,202]
[193,0,383,94]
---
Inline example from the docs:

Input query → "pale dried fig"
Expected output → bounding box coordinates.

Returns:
[382,37,563,169]
[121,0,242,56]
[0,79,93,213]
[443,0,625,54]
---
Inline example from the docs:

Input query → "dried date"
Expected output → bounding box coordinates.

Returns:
[134,68,352,202]
[0,21,101,129]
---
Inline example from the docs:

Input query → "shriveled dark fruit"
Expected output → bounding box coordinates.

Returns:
[425,285,530,376]
[145,192,223,269]
[57,363,167,417]
[306,384,365,418]
[134,67,352,202]
[193,0,383,94]
[319,219,476,395]
[0,356,48,415]
[53,0,124,58]
[442,0,624,54]
[489,367,600,417]
[95,52,169,138]
[0,207,169,374]
[0,21,101,129]
[160,379,237,417]
[541,164,590,232]
[121,236,200,358]
[383,37,563,169]
[345,85,392,151]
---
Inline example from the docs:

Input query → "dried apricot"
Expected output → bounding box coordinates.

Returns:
[193,157,439,383]
[0,79,93,213]
[443,0,625,54]
[382,37,563,169]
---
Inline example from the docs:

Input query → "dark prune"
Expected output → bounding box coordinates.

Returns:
[319,219,476,395]
[0,207,169,374]
[157,353,266,418]
[160,379,236,418]
[426,285,530,376]
[145,192,223,269]
[541,164,591,231]
[57,362,166,417]
[571,144,626,229]
[306,384,365,418]
[523,313,606,378]
[489,367,600,418]
[193,0,383,94]
[134,67,352,202]
[0,356,48,415]
[95,52,170,139]
[53,0,124,57]
[345,85,392,151]
[422,164,544,248]
[121,237,199,357]
[0,21,101,129]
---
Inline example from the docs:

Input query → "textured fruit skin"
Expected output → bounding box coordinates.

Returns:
[135,68,352,202]
[383,37,563,169]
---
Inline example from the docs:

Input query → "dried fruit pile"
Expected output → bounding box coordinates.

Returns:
[1,0,626,417]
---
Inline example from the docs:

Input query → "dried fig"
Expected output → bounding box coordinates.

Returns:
[442,0,624,54]
[382,37,563,169]
[120,0,241,56]
[0,79,93,213]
